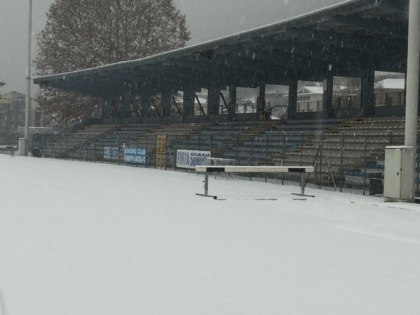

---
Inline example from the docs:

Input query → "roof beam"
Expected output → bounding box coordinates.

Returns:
[249,37,369,68]
[380,0,408,15]
[283,28,407,68]
[288,28,406,53]
[331,15,407,39]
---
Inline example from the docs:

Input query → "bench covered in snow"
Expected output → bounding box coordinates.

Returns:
[195,165,314,199]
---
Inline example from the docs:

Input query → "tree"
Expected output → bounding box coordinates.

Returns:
[35,0,190,127]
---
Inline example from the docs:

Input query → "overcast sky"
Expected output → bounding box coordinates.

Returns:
[0,0,342,94]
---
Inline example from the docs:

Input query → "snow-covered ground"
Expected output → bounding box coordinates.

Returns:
[1,155,419,315]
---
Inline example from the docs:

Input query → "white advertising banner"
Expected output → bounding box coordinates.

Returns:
[104,147,119,160]
[124,147,146,165]
[176,149,211,169]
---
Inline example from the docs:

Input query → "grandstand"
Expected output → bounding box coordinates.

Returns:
[26,0,420,197]
[31,116,413,195]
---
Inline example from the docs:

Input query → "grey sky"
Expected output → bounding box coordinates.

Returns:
[0,0,342,94]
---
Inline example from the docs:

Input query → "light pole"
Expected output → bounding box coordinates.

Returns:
[24,0,33,156]
[404,0,420,201]
[385,0,420,202]
[405,0,420,148]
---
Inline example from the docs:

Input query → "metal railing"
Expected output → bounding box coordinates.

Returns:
[29,127,416,196]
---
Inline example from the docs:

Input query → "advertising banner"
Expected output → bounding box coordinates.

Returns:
[176,149,211,169]
[124,147,146,165]
[104,147,119,160]
[156,135,167,169]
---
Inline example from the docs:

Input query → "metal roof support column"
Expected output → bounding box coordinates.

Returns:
[362,68,375,117]
[182,87,195,123]
[228,85,237,121]
[140,90,152,119]
[121,82,133,119]
[258,83,266,121]
[323,72,334,119]
[101,97,113,119]
[161,89,172,119]
[207,86,221,120]
[288,79,298,120]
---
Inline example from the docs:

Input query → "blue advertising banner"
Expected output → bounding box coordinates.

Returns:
[176,149,211,169]
[104,147,119,160]
[124,147,146,165]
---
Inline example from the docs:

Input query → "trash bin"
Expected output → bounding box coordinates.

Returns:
[6,146,15,156]
[32,147,41,157]
[369,177,384,195]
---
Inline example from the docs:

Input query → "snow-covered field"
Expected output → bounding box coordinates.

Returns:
[1,155,419,315]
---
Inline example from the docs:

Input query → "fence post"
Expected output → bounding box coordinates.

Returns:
[282,133,286,185]
[145,135,148,168]
[210,134,213,156]
[363,132,368,195]
[175,134,178,171]
[250,136,254,181]
[52,135,55,158]
[136,133,139,167]
[265,133,269,183]
[88,136,91,161]
[236,134,239,164]
[76,138,79,160]
[86,135,89,161]
[340,132,345,192]
[118,134,121,165]
[102,135,105,163]
[319,132,323,189]
[300,132,303,166]
[417,131,419,196]
[165,133,168,170]
[223,133,226,159]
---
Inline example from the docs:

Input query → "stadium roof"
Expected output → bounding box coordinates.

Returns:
[33,0,408,97]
